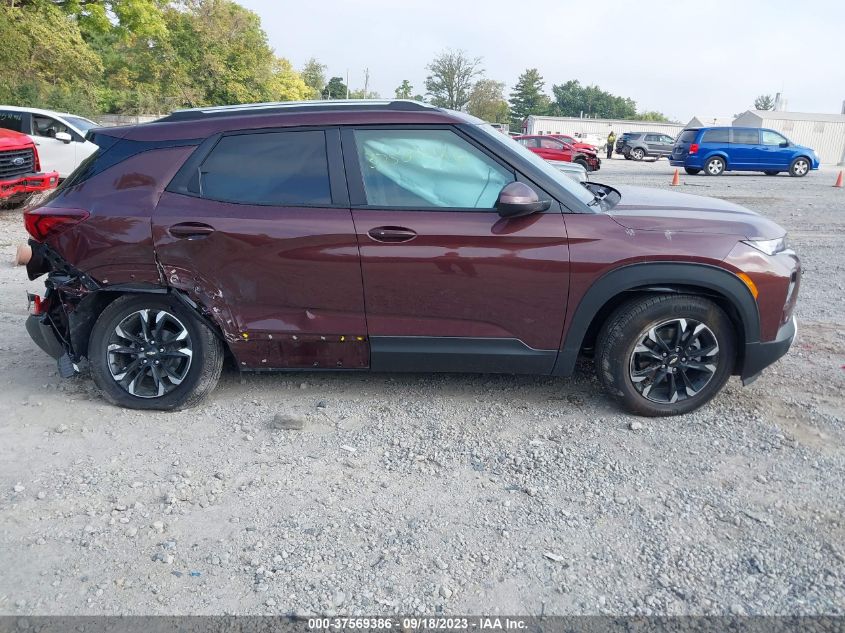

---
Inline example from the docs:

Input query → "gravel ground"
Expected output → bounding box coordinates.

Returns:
[0,158,843,616]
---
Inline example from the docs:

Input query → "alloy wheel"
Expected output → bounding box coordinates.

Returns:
[792,159,809,176]
[632,148,644,160]
[629,318,719,404]
[707,159,724,175]
[106,309,193,398]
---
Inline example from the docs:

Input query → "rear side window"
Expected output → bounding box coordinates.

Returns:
[701,129,730,143]
[200,131,331,206]
[678,130,697,143]
[731,129,759,144]
[0,110,25,133]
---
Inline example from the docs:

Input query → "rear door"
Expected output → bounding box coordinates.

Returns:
[729,128,760,168]
[154,127,368,370]
[343,125,570,373]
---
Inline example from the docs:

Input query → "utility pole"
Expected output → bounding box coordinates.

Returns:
[364,68,370,97]
[345,69,349,99]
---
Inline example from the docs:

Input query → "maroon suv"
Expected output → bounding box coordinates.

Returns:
[23,100,800,416]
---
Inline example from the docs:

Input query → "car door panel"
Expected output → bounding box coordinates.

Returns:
[153,128,368,370]
[343,126,570,373]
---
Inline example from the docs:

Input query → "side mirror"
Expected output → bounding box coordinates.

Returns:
[55,131,72,143]
[779,141,789,148]
[496,182,551,218]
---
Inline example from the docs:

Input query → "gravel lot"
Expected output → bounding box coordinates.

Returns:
[0,158,843,616]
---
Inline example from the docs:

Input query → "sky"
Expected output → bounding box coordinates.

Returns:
[238,0,844,122]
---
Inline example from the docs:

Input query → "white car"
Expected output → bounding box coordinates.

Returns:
[547,159,589,183]
[0,106,99,179]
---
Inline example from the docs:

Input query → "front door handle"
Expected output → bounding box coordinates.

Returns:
[367,226,417,243]
[169,222,216,239]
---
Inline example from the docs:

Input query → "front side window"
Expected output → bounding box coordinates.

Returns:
[539,137,564,149]
[731,129,759,144]
[762,130,788,146]
[353,128,514,209]
[200,130,331,206]
[32,115,71,139]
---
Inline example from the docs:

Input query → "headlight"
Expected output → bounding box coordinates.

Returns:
[742,236,789,256]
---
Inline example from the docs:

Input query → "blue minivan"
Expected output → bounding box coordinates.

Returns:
[670,127,820,177]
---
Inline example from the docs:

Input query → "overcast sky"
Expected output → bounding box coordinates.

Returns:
[238,0,844,121]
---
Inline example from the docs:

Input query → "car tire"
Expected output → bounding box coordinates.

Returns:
[88,294,224,410]
[704,156,725,176]
[624,154,632,160]
[595,294,736,417]
[684,168,701,175]
[0,193,34,209]
[630,148,645,161]
[574,158,590,170]
[763,170,779,176]
[789,157,810,177]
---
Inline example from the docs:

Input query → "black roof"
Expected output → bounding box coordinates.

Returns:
[158,99,435,123]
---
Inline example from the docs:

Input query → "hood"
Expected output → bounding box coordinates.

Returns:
[607,185,785,240]
[0,128,35,152]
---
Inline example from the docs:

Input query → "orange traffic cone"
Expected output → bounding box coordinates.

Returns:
[835,170,844,188]
[671,169,681,186]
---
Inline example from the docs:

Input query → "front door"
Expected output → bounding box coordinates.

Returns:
[28,113,79,177]
[342,126,570,373]
[153,127,368,370]
[759,129,792,169]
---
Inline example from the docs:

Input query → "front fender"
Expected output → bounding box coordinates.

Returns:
[552,262,760,376]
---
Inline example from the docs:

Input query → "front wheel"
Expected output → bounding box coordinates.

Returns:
[789,157,810,177]
[89,294,224,410]
[596,294,736,416]
[704,156,725,176]
[574,158,589,170]
[764,170,779,176]
[684,168,701,175]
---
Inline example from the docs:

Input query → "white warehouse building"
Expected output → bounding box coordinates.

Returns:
[732,110,845,164]
[524,115,684,144]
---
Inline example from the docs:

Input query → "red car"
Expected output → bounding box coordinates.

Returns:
[23,100,798,416]
[551,134,597,153]
[0,128,59,206]
[513,134,601,171]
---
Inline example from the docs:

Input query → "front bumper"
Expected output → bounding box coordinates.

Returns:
[741,316,796,385]
[0,171,60,200]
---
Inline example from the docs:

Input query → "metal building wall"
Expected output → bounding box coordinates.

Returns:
[526,115,685,138]
[733,112,845,164]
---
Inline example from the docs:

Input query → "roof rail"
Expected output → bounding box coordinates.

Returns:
[159,99,435,122]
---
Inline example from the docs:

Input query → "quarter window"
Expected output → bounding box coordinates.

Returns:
[199,131,332,206]
[701,129,730,143]
[353,128,514,209]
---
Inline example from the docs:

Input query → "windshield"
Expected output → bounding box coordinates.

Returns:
[476,124,595,206]
[62,115,98,133]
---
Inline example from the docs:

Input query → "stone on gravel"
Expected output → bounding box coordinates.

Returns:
[269,413,306,431]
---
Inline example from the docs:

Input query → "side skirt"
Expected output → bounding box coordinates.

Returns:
[370,337,557,375]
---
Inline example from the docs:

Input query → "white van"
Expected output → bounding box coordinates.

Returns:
[0,106,99,179]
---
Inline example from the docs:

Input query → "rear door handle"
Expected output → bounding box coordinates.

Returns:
[367,226,417,243]
[168,222,215,239]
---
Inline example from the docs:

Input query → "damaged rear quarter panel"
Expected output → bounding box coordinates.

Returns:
[45,146,197,286]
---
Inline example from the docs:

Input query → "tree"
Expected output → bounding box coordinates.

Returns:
[638,110,670,122]
[395,80,413,99]
[754,94,774,110]
[508,68,548,128]
[322,76,347,99]
[424,49,482,110]
[549,80,637,119]
[349,88,379,99]
[301,57,327,99]
[467,79,509,123]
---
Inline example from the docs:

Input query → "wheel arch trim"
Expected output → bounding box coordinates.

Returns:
[552,262,760,376]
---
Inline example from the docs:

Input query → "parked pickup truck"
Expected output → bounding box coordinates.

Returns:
[0,129,59,207]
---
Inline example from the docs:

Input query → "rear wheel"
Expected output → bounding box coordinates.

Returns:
[89,294,223,410]
[704,156,725,176]
[789,157,810,177]
[684,168,701,175]
[596,294,736,416]
[630,147,645,161]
